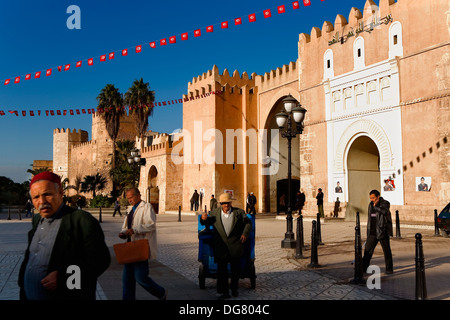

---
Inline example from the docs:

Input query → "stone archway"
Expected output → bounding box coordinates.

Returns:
[261,92,302,213]
[147,165,159,213]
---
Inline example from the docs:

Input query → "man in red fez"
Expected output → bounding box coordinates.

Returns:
[18,171,110,300]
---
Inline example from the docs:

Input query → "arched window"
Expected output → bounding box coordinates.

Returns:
[353,37,365,70]
[324,49,334,79]
[389,22,403,59]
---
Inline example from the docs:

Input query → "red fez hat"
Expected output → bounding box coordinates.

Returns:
[30,171,62,188]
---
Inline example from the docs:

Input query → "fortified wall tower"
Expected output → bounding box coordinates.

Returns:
[53,128,88,181]
[181,65,258,211]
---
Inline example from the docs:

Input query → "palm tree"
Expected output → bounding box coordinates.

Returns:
[110,140,139,196]
[96,84,125,168]
[124,78,155,150]
[80,173,107,198]
[64,175,82,195]
[27,166,51,178]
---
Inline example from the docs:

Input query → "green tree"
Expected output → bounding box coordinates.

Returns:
[124,78,155,150]
[26,166,51,177]
[96,84,125,168]
[80,173,107,198]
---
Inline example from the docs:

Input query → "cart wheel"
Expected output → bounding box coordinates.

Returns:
[250,264,256,289]
[199,265,206,289]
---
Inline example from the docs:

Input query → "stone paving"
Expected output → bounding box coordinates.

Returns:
[1,211,449,301]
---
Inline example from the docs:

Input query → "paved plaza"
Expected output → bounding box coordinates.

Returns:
[1,210,449,302]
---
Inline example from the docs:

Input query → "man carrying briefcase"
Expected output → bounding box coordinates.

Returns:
[118,187,167,300]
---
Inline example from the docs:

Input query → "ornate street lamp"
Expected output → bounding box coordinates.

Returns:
[275,95,307,249]
[128,148,146,166]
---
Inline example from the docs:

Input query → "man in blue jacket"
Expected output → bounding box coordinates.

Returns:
[18,172,110,300]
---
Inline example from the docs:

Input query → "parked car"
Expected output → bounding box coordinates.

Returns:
[437,202,450,237]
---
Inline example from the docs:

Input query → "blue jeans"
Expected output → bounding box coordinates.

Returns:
[122,260,165,300]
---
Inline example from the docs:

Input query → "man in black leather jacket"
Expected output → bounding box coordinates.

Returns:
[362,189,394,274]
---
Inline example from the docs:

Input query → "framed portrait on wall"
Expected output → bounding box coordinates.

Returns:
[416,177,431,192]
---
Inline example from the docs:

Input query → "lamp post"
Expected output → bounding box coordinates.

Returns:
[127,148,146,186]
[276,95,307,249]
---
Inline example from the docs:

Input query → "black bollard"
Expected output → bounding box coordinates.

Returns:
[351,226,365,284]
[316,212,324,245]
[307,220,320,268]
[356,211,360,230]
[204,205,207,213]
[98,206,102,223]
[395,210,402,239]
[18,209,22,220]
[7,206,11,220]
[434,209,441,237]
[295,215,306,259]
[178,205,182,222]
[415,233,427,300]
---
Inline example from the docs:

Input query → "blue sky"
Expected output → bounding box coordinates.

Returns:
[0,0,370,183]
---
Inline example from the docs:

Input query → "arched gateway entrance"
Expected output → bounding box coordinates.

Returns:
[346,136,380,222]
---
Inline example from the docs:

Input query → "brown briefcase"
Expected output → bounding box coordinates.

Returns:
[113,239,150,264]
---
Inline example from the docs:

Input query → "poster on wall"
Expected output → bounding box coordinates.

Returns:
[334,181,343,193]
[383,177,396,191]
[416,177,431,192]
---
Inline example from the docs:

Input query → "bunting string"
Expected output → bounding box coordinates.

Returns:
[1,0,323,87]
[0,90,223,117]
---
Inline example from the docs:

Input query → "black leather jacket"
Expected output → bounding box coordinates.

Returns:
[366,197,393,239]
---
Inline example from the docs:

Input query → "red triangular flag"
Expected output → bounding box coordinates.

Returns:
[278,5,286,13]
[160,38,167,46]
[88,58,94,65]
[25,74,31,80]
[206,25,213,32]
[263,9,272,18]
[303,0,311,6]
[194,29,201,37]
[35,71,41,78]
[64,64,70,71]
[4,79,10,85]
[100,55,106,61]
[248,13,256,22]
[46,69,52,76]
[181,32,188,40]
[108,52,115,60]
[136,45,142,53]
[235,17,242,25]
[14,76,20,83]
[122,49,128,56]
[76,61,82,67]
[169,36,176,44]
[221,21,228,29]
[292,1,300,9]
[149,41,156,48]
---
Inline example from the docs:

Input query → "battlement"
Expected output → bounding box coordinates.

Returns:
[187,65,257,98]
[298,0,396,47]
[255,61,298,92]
[71,140,95,150]
[53,128,86,135]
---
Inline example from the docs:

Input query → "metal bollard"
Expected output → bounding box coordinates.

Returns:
[178,206,182,222]
[316,212,324,245]
[7,207,11,220]
[295,215,306,259]
[434,209,441,237]
[356,211,360,230]
[307,220,320,268]
[204,205,207,213]
[98,206,102,223]
[18,209,22,220]
[351,226,365,284]
[415,233,427,300]
[395,210,402,239]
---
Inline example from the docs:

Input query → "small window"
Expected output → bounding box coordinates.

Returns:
[393,35,398,45]
[327,60,331,69]
[358,48,362,58]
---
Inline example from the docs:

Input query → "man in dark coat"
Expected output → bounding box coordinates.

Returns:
[200,192,252,299]
[18,172,110,300]
[316,188,324,218]
[248,192,257,215]
[362,189,393,274]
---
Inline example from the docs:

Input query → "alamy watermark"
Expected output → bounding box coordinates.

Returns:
[66,5,81,30]
[170,122,283,176]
